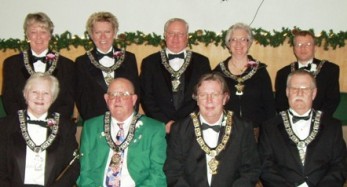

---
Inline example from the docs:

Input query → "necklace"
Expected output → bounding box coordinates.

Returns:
[190,111,233,175]
[160,50,192,92]
[280,110,321,165]
[230,60,247,74]
[220,60,259,95]
[18,110,60,153]
[104,112,142,153]
[290,60,325,78]
[23,51,59,75]
[87,49,125,85]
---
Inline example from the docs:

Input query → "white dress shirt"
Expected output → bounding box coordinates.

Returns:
[289,109,312,187]
[97,48,115,80]
[32,49,48,73]
[103,113,136,187]
[199,114,223,186]
[166,49,185,71]
[24,112,48,186]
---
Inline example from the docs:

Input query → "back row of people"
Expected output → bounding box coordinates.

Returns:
[1,11,340,131]
[0,11,344,186]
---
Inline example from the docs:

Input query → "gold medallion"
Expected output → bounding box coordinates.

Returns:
[105,73,113,85]
[235,82,244,95]
[208,158,219,175]
[172,78,181,92]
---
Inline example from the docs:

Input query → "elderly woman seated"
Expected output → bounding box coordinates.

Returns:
[0,72,80,187]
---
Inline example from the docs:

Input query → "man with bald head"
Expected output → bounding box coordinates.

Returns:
[78,77,167,187]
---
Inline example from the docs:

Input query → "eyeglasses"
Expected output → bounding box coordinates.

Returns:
[294,42,313,48]
[107,91,134,100]
[288,87,313,94]
[165,32,187,38]
[229,37,249,45]
[196,92,223,100]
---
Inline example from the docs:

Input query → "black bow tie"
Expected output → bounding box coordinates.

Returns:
[299,63,311,71]
[168,53,184,60]
[96,51,114,61]
[289,111,311,123]
[27,120,48,128]
[201,123,221,132]
[32,56,46,63]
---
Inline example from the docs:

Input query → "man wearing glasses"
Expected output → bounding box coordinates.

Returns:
[164,73,261,187]
[140,18,211,134]
[78,78,167,187]
[260,70,347,186]
[275,30,340,117]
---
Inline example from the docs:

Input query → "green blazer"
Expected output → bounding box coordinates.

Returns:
[77,114,167,187]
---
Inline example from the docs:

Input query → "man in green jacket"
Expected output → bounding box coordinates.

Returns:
[77,77,167,187]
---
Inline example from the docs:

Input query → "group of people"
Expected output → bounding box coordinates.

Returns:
[0,11,345,187]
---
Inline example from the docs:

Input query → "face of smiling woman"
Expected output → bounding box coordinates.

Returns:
[24,79,54,118]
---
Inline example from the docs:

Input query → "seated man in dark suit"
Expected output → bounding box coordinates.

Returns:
[275,30,340,117]
[164,73,261,187]
[140,18,211,133]
[260,70,347,186]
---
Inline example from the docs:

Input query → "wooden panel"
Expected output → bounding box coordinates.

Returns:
[1,42,346,93]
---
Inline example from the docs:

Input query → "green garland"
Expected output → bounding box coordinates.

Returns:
[1,28,346,51]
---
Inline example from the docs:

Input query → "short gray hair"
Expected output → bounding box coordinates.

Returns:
[23,12,54,36]
[225,22,253,47]
[164,18,189,34]
[286,70,317,89]
[23,73,60,102]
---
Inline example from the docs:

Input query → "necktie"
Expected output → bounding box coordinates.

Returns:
[27,120,47,128]
[106,123,124,187]
[289,111,311,123]
[201,123,221,133]
[115,123,125,145]
[168,52,184,60]
[32,56,46,63]
[96,51,114,61]
[299,63,311,71]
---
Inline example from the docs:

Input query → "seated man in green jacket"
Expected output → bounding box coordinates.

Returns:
[77,77,167,187]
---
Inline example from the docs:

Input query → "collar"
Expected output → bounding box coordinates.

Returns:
[166,48,186,56]
[97,47,113,54]
[27,111,48,121]
[31,49,48,57]
[297,59,313,68]
[289,108,312,117]
[199,113,223,127]
[111,113,135,130]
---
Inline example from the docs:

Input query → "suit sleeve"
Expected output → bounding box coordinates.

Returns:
[164,121,190,187]
[50,57,76,118]
[138,123,167,187]
[77,122,97,186]
[0,119,10,186]
[2,57,22,115]
[51,119,80,187]
[320,64,340,116]
[314,123,347,186]
[259,125,292,186]
[232,121,261,187]
[259,67,277,119]
[275,70,289,112]
[140,58,170,122]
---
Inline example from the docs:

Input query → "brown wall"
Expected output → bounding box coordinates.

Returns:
[1,41,346,93]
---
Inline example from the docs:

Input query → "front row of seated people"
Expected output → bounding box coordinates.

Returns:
[0,71,345,186]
